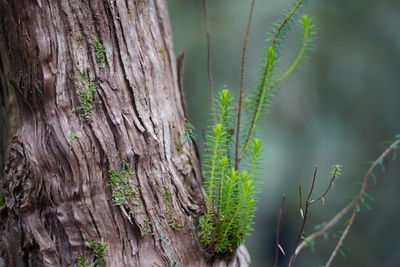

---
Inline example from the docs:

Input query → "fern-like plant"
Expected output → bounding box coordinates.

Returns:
[200,89,261,253]
[199,0,316,254]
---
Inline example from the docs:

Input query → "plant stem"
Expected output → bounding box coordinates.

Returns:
[235,0,256,170]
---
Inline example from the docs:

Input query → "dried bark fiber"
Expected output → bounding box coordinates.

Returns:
[0,1,250,266]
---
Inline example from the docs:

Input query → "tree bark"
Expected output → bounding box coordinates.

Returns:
[0,1,249,266]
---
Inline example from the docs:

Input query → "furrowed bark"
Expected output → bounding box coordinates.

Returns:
[0,0,249,266]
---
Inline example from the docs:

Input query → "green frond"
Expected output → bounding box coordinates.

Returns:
[271,15,316,88]
[199,0,317,255]
[267,0,307,55]
[331,164,343,177]
[213,170,257,252]
[214,168,239,252]
[249,139,263,179]
[241,47,276,158]
[240,5,315,161]
[213,88,236,147]
[236,171,257,242]
[202,122,231,245]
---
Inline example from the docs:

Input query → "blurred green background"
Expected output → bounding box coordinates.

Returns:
[167,0,400,266]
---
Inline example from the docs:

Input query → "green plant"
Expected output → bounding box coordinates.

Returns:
[70,132,79,140]
[141,219,154,235]
[73,71,99,120]
[200,89,261,253]
[77,238,108,267]
[108,162,140,206]
[93,40,106,70]
[199,0,316,254]
[76,81,99,120]
[184,121,197,143]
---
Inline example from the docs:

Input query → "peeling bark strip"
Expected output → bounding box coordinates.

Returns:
[0,0,250,266]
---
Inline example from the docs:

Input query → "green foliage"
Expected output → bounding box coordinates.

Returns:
[70,132,79,140]
[302,233,316,252]
[331,164,343,177]
[184,121,197,143]
[77,255,93,267]
[200,89,261,253]
[141,219,154,235]
[199,0,316,254]
[108,162,140,206]
[241,11,316,157]
[73,71,99,120]
[93,40,106,70]
[78,238,108,267]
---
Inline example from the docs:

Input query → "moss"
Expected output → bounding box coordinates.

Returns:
[108,162,140,206]
[77,238,108,267]
[76,81,99,120]
[141,219,154,235]
[176,142,184,154]
[72,71,89,83]
[162,186,181,230]
[77,255,91,267]
[93,40,106,70]
[72,70,99,120]
[70,132,79,140]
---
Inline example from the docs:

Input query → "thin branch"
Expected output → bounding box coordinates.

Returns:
[291,139,400,266]
[325,209,356,267]
[306,166,318,202]
[201,0,214,107]
[273,195,286,267]
[271,0,304,48]
[294,202,355,256]
[324,138,400,267]
[298,185,302,217]
[234,0,256,170]
[288,166,318,267]
[287,165,341,267]
[309,168,338,205]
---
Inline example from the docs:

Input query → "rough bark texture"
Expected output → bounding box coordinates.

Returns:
[0,0,250,266]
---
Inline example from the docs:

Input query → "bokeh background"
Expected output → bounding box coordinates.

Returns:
[167,0,400,266]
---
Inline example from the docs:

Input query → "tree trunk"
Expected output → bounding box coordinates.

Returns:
[0,1,249,266]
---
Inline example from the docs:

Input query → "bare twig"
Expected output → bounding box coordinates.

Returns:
[309,168,338,205]
[288,165,341,267]
[306,166,318,202]
[294,202,355,256]
[298,185,302,215]
[234,0,256,170]
[288,166,318,267]
[273,195,286,267]
[325,208,356,267]
[324,139,400,267]
[201,0,214,107]
[291,139,400,266]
